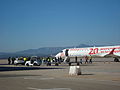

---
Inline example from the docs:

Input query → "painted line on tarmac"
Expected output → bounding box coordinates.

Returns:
[24,77,54,80]
[27,87,72,90]
[78,78,120,86]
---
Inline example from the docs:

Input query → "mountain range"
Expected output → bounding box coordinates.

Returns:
[0,44,114,59]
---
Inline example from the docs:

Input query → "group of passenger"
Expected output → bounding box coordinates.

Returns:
[8,56,92,65]
[8,56,63,65]
[42,57,63,66]
[84,55,93,64]
[8,57,16,64]
[8,57,33,65]
[75,55,93,65]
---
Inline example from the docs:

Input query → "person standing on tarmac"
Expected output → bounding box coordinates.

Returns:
[89,55,92,63]
[12,57,15,64]
[85,56,88,64]
[8,57,11,64]
[75,56,78,63]
[80,58,82,64]
[47,57,51,66]
[23,57,27,63]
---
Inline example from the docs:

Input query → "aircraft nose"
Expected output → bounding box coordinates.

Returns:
[55,53,61,58]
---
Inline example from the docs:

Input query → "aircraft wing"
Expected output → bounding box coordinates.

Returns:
[104,54,119,58]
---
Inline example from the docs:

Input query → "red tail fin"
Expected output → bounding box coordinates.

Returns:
[109,48,115,55]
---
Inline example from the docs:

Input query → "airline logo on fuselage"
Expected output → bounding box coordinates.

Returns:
[69,46,120,55]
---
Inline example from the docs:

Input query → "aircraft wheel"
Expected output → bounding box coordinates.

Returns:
[33,63,37,66]
[26,63,29,66]
[77,62,80,66]
[22,63,25,65]
[114,58,119,62]
[69,62,71,66]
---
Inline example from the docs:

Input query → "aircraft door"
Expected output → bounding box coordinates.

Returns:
[65,49,69,56]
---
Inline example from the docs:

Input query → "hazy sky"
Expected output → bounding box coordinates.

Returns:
[0,0,120,52]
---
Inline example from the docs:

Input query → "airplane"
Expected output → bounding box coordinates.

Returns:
[55,45,120,63]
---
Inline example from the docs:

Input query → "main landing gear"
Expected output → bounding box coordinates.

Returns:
[114,58,119,62]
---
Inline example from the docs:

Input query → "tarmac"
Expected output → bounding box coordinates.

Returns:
[0,58,120,90]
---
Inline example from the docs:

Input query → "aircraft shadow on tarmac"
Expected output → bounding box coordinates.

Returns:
[0,66,65,72]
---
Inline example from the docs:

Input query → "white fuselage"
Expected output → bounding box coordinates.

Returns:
[55,45,120,59]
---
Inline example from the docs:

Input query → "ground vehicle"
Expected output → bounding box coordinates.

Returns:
[25,56,42,66]
[14,58,25,65]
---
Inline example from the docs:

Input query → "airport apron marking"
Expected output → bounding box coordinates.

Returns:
[27,87,72,90]
[24,77,54,80]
